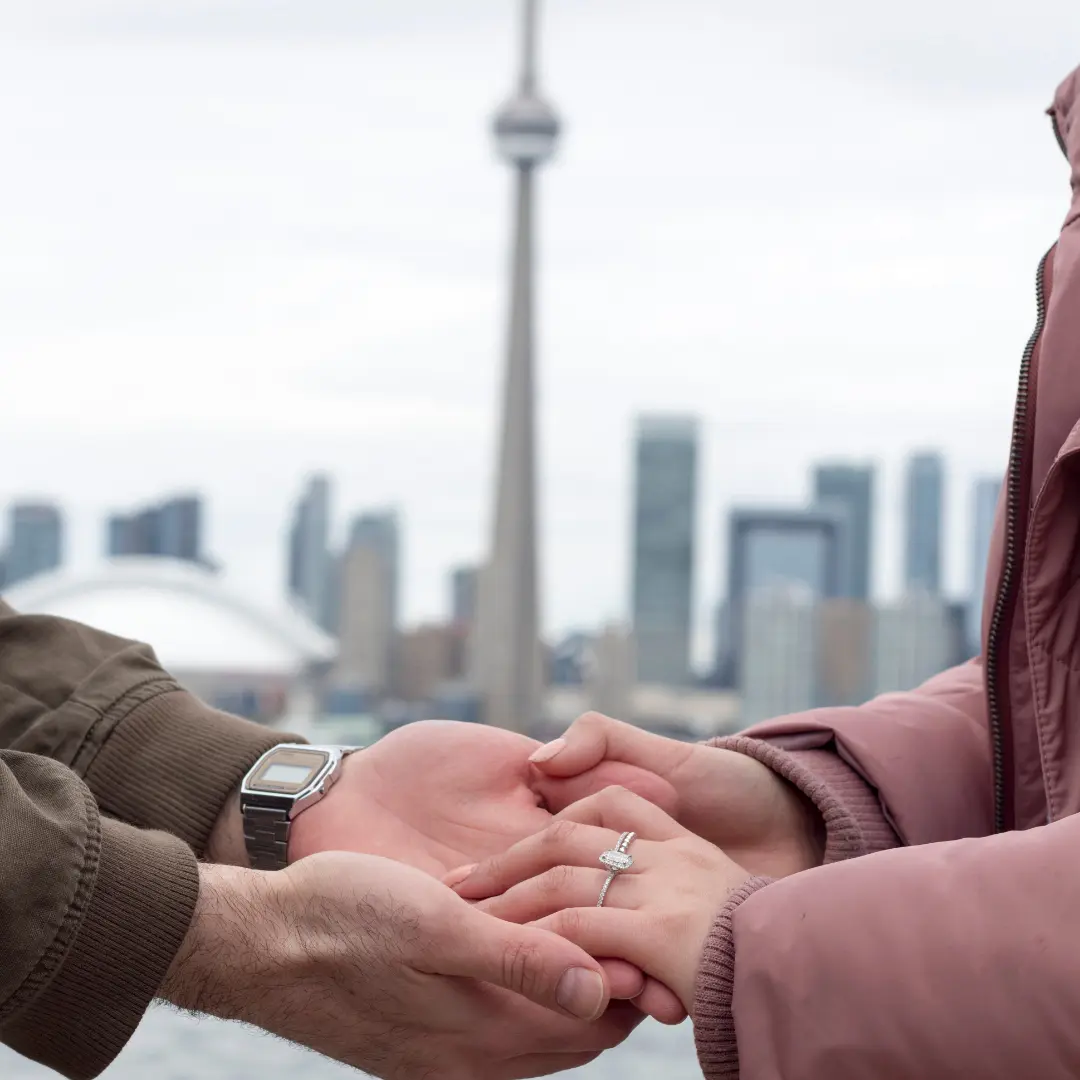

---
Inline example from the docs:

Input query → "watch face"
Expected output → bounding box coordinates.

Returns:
[246,747,331,796]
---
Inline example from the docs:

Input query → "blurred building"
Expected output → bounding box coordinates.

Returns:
[968,476,1001,653]
[874,592,955,695]
[904,452,945,595]
[586,623,635,720]
[3,557,335,728]
[286,474,332,631]
[551,631,591,686]
[335,544,393,696]
[3,502,64,588]
[349,510,400,632]
[741,584,818,726]
[450,564,478,626]
[331,509,400,697]
[396,623,458,703]
[817,598,874,707]
[107,495,204,566]
[812,462,874,600]
[723,506,844,688]
[631,414,699,686]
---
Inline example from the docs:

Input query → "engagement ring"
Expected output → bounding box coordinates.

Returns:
[596,831,635,907]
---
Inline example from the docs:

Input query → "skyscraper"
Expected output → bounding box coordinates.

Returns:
[286,475,332,631]
[631,414,699,685]
[874,593,955,694]
[904,451,945,595]
[812,463,874,600]
[741,584,818,726]
[108,495,203,564]
[450,565,478,626]
[723,506,844,687]
[4,502,63,587]
[969,476,1001,651]
[349,510,400,633]
[335,509,400,694]
[336,545,393,695]
[472,0,560,732]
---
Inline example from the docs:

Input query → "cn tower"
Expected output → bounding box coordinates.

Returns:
[473,0,561,732]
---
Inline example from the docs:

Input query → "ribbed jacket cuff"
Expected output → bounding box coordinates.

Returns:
[3,818,199,1080]
[694,876,773,1080]
[711,736,899,863]
[83,687,299,857]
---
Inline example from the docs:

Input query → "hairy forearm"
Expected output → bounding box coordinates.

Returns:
[158,862,264,1016]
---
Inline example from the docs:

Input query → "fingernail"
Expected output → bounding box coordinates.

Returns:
[442,864,477,889]
[529,737,567,764]
[556,968,605,1021]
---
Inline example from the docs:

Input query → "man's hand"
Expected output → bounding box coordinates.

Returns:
[159,852,645,1080]
[529,713,825,879]
[286,720,677,876]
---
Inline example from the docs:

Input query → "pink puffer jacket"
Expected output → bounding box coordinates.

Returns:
[694,64,1080,1079]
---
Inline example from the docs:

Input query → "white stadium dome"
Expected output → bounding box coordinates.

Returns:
[4,557,335,676]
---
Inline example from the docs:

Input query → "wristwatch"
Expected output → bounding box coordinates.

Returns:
[240,743,359,870]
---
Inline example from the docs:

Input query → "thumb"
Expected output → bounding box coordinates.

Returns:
[528,712,690,780]
[440,904,610,1021]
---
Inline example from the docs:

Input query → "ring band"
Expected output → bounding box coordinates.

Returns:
[596,831,636,907]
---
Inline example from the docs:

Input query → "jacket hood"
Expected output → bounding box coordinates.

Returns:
[1048,64,1080,159]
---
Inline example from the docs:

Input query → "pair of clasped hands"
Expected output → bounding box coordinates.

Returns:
[188,714,824,1080]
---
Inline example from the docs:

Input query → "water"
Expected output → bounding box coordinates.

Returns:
[1,1006,699,1079]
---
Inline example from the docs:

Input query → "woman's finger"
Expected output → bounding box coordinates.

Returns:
[597,961,686,1026]
[553,784,690,842]
[598,958,644,1001]
[451,820,632,901]
[633,978,689,1026]
[477,865,623,923]
[530,907,655,981]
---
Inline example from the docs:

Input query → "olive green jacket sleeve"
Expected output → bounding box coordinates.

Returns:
[0,599,296,1079]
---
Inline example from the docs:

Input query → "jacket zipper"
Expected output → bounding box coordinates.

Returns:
[985,248,1051,834]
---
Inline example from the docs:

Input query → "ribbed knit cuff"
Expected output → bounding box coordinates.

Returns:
[3,818,200,1080]
[83,687,300,857]
[711,736,899,863]
[694,875,773,1080]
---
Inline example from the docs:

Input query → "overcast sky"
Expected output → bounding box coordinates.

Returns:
[1,1,1078,659]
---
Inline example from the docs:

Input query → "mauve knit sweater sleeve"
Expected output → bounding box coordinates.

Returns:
[691,736,901,1079]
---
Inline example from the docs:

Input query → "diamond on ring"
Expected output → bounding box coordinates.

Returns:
[599,849,634,872]
[597,831,636,908]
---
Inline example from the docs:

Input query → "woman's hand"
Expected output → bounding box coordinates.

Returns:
[447,785,757,1015]
[529,712,824,879]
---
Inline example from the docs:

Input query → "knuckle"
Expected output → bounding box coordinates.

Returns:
[538,864,577,896]
[545,818,579,848]
[597,783,633,809]
[500,937,545,997]
[577,710,609,729]
[551,906,587,939]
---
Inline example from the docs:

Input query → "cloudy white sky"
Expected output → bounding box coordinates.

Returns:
[1,1,1078,658]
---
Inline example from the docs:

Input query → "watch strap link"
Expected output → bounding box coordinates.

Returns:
[242,797,292,871]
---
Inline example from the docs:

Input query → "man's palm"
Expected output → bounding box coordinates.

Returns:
[288,720,674,875]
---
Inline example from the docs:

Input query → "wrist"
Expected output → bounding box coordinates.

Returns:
[158,862,273,1017]
[205,787,249,867]
[771,770,827,872]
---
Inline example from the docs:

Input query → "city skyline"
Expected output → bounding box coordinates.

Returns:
[2,2,1067,658]
[0,447,1005,679]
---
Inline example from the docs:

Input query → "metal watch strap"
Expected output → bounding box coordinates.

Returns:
[242,797,291,871]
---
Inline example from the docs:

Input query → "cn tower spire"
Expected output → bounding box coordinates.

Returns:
[472,0,561,732]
